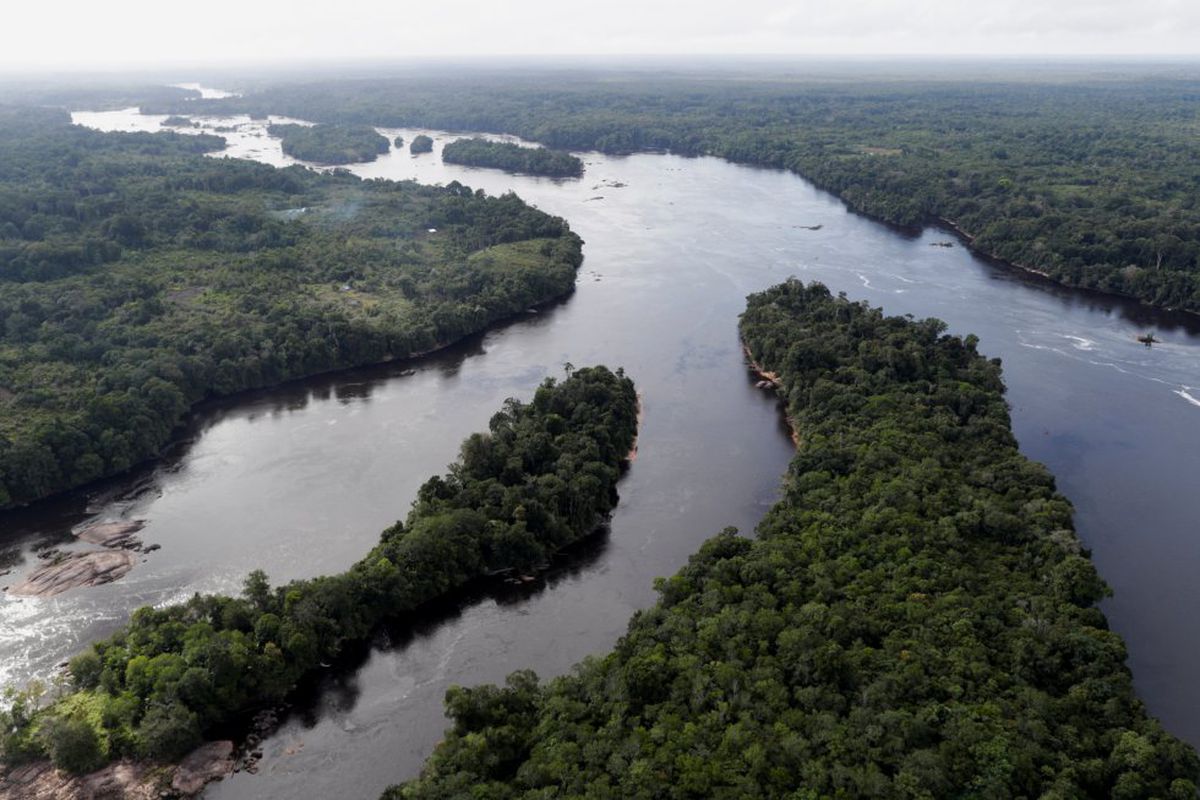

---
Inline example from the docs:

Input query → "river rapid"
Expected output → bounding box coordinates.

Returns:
[0,98,1195,796]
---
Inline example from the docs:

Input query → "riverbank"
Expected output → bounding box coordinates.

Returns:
[742,343,800,447]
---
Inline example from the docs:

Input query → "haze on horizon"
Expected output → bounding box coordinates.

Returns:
[6,0,1200,72]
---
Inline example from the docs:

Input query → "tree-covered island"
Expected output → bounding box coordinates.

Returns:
[442,138,583,178]
[409,134,434,154]
[268,122,390,164]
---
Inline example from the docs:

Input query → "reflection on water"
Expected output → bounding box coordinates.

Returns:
[0,95,1192,797]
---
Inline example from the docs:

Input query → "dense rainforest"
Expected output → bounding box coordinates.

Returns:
[389,281,1198,798]
[0,366,638,774]
[442,138,583,178]
[267,122,390,164]
[0,106,583,509]
[159,69,1200,313]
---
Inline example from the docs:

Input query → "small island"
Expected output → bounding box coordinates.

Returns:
[442,137,583,177]
[393,135,404,148]
[409,134,434,154]
[160,115,196,128]
[268,122,389,164]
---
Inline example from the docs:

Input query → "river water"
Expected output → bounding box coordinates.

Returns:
[0,100,1194,796]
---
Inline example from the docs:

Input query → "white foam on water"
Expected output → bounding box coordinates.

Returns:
[1176,387,1200,408]
[1064,334,1097,351]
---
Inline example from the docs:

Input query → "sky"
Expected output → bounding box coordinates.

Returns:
[5,0,1200,70]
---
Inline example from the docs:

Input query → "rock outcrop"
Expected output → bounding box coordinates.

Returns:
[0,741,235,799]
[75,520,145,548]
[0,760,165,800]
[8,551,137,597]
[171,741,235,795]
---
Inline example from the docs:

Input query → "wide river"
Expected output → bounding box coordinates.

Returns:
[1,100,1196,796]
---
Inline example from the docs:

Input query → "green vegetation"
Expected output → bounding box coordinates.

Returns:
[0,106,583,509]
[409,134,434,154]
[268,122,389,164]
[173,69,1200,312]
[394,135,404,148]
[389,281,1197,798]
[159,115,195,128]
[442,138,582,178]
[0,366,638,773]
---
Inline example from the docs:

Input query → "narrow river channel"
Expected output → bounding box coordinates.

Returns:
[0,99,1195,797]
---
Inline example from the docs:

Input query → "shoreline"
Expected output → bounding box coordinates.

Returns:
[742,343,801,448]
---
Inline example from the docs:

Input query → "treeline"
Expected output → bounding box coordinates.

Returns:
[0,366,637,774]
[268,122,390,164]
[164,70,1200,312]
[0,107,583,509]
[389,281,1197,798]
[442,138,583,178]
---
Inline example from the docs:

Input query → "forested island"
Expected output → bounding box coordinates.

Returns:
[0,106,583,509]
[167,70,1200,313]
[268,122,390,164]
[0,366,637,782]
[409,134,433,154]
[442,138,583,178]
[389,281,1198,798]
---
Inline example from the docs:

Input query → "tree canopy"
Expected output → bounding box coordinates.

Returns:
[268,122,390,164]
[442,138,582,178]
[409,135,434,154]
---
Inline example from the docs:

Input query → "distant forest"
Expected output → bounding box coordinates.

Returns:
[160,71,1200,313]
[0,106,582,508]
[390,281,1199,798]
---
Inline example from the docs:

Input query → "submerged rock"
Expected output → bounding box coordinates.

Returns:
[8,550,137,596]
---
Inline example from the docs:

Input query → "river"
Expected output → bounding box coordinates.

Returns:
[1,100,1195,797]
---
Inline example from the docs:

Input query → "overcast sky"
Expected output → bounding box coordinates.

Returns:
[6,0,1200,70]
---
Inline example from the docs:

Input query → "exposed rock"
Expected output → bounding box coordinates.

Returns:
[76,520,146,548]
[0,759,167,799]
[8,551,137,596]
[171,741,235,796]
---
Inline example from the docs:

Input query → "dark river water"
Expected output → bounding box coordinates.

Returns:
[1,102,1194,797]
